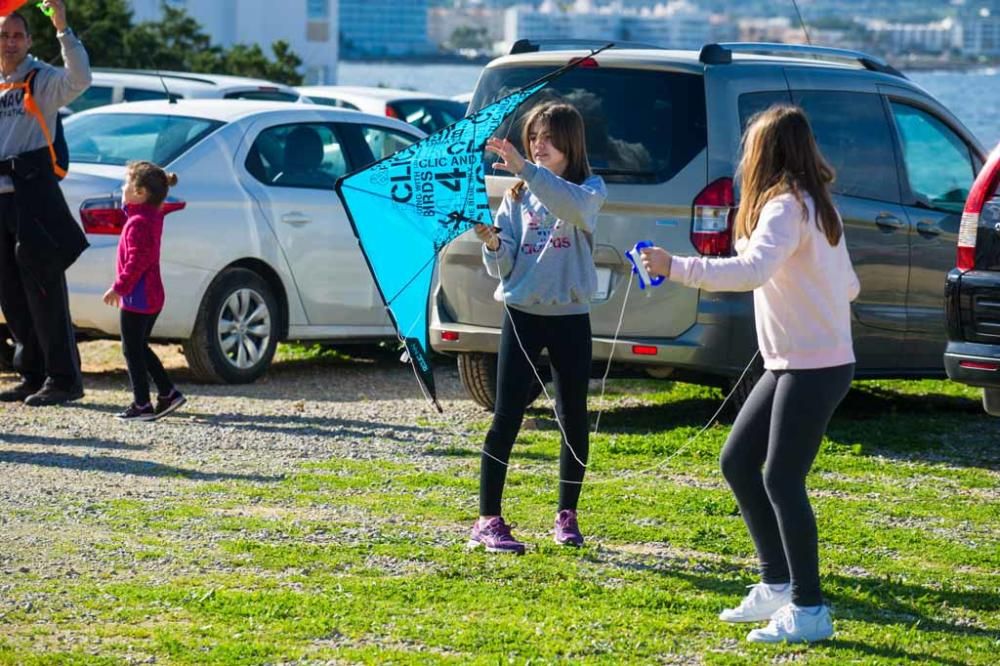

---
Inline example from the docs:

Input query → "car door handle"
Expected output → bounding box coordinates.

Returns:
[916,221,942,237]
[281,212,311,226]
[875,214,905,231]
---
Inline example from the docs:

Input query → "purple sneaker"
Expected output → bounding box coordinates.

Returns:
[467,517,526,555]
[554,509,584,547]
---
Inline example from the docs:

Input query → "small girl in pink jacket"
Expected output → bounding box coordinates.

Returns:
[103,161,185,421]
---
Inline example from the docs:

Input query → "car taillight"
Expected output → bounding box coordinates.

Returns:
[386,105,400,119]
[959,145,1000,271]
[79,196,187,235]
[80,197,126,235]
[691,177,735,256]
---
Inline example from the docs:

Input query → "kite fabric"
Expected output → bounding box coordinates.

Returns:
[336,46,610,411]
[1,1,31,16]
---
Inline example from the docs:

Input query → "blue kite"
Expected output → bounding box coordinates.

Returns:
[335,46,610,411]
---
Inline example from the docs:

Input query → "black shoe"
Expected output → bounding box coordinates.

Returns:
[0,379,44,403]
[154,389,186,418]
[116,403,156,421]
[24,381,84,407]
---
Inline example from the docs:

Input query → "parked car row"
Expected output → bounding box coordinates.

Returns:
[2,46,994,416]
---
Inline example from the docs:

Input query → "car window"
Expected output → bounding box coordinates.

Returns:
[123,87,177,103]
[224,90,299,102]
[64,113,222,166]
[387,99,467,134]
[791,90,900,203]
[890,102,976,213]
[246,123,347,190]
[66,85,114,113]
[309,96,361,111]
[360,125,419,161]
[471,67,706,184]
[739,91,793,130]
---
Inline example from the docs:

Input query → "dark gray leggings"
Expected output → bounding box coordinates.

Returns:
[720,363,854,607]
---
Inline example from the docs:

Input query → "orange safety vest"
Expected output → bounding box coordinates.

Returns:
[0,69,67,179]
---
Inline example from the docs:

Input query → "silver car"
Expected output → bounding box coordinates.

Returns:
[0,100,424,383]
[431,41,986,410]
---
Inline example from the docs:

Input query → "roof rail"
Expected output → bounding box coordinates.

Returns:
[509,39,662,55]
[698,42,907,79]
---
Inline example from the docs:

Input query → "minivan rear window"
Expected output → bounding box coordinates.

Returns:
[471,66,706,184]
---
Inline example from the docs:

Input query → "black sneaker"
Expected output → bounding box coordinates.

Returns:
[116,403,156,421]
[154,389,186,418]
[0,379,44,403]
[24,381,84,407]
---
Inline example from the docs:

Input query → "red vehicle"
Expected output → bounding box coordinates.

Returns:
[944,143,1000,415]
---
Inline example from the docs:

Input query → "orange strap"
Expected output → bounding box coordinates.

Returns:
[0,70,66,178]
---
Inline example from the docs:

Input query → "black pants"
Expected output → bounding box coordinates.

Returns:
[720,363,854,607]
[0,193,81,388]
[480,307,592,516]
[120,309,173,406]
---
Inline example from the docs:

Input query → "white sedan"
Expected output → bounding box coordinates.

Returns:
[0,100,425,383]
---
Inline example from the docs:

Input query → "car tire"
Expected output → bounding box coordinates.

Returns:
[983,387,1000,417]
[0,325,14,371]
[183,268,279,384]
[725,351,765,421]
[457,352,543,411]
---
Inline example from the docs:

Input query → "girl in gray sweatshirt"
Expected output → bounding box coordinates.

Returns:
[467,102,606,555]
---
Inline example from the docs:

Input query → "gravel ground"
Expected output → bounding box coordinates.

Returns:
[0,342,487,575]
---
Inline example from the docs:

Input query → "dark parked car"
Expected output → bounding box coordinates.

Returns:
[944,143,1000,415]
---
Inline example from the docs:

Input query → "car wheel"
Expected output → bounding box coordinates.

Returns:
[183,268,279,384]
[0,325,14,371]
[457,352,543,411]
[983,387,1000,417]
[725,352,765,421]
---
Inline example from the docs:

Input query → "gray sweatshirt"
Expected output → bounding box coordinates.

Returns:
[0,31,92,193]
[482,161,607,315]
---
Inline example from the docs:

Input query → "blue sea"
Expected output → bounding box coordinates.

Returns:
[338,61,1000,150]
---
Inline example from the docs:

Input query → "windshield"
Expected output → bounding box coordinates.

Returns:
[471,66,706,184]
[387,99,468,134]
[65,113,223,166]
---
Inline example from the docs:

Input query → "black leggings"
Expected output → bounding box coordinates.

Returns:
[120,310,174,406]
[480,307,592,516]
[720,363,854,607]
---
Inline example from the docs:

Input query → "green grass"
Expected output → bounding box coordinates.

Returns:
[1,378,997,664]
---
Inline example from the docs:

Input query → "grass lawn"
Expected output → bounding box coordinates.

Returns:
[0,372,996,664]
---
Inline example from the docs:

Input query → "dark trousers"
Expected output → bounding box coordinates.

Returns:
[120,309,173,406]
[480,307,592,516]
[720,363,854,607]
[0,193,82,388]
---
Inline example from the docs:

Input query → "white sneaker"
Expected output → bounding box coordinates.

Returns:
[718,583,792,623]
[746,603,834,643]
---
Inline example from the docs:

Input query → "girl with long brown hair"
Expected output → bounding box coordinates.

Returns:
[642,105,859,643]
[467,102,606,554]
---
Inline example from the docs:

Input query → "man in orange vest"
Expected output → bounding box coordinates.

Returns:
[0,1,91,406]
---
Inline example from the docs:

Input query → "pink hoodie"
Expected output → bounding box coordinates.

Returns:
[669,193,860,370]
[112,202,164,314]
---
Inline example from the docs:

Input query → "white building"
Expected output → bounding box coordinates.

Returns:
[866,18,962,54]
[963,3,1000,56]
[503,0,713,52]
[129,0,338,84]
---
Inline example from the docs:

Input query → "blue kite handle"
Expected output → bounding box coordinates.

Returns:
[625,240,666,290]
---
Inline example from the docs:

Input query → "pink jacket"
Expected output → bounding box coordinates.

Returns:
[112,203,164,314]
[669,193,860,370]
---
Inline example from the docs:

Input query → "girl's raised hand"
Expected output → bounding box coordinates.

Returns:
[640,246,673,279]
[485,137,526,175]
[473,223,500,251]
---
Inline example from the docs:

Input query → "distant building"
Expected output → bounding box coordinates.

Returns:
[502,0,718,51]
[865,18,961,54]
[963,1,1000,56]
[428,7,505,52]
[129,0,339,84]
[340,0,433,58]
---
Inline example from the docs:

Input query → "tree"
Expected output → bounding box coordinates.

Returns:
[447,26,490,51]
[23,1,303,84]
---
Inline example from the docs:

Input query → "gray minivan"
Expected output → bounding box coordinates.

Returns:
[429,42,986,410]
